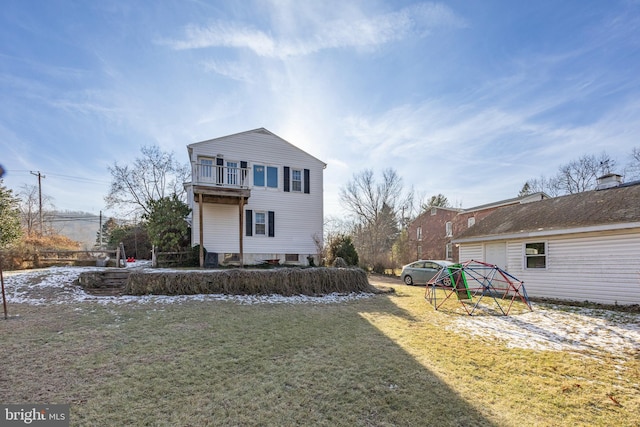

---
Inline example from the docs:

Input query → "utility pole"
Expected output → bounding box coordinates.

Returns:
[30,171,45,235]
[99,210,103,249]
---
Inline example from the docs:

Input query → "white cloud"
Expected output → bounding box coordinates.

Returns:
[163,2,465,58]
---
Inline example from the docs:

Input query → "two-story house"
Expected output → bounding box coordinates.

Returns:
[184,128,326,267]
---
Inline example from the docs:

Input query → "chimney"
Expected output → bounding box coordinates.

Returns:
[596,173,623,190]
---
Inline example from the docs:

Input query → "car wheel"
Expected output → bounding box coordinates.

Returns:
[404,275,413,285]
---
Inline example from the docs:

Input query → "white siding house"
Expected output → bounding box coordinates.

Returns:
[454,175,640,305]
[184,128,326,267]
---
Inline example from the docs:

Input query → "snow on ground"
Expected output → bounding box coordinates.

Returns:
[450,303,640,357]
[0,265,374,306]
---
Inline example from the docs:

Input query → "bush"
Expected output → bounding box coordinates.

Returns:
[326,234,359,266]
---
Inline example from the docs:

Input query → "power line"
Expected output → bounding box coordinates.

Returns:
[6,170,110,185]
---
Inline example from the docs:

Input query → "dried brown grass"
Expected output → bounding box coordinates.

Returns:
[124,267,378,296]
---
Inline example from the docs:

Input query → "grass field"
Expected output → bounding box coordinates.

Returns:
[1,272,639,426]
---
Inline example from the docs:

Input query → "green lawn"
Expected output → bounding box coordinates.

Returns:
[1,281,638,426]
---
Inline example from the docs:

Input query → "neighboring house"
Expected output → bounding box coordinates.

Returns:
[407,206,459,261]
[454,174,640,305]
[184,128,326,267]
[407,193,547,262]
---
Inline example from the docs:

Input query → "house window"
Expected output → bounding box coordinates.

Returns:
[226,161,238,185]
[445,221,452,237]
[253,165,278,188]
[255,212,266,235]
[267,166,278,188]
[253,165,265,187]
[200,158,213,179]
[284,167,310,193]
[468,217,475,227]
[431,208,437,216]
[525,242,546,269]
[417,226,422,241]
[417,245,422,258]
[446,243,453,260]
[292,169,302,192]
[285,254,298,262]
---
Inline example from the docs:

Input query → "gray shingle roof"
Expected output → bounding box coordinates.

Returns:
[454,181,640,241]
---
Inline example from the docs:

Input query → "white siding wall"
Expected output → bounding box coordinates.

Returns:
[459,244,483,263]
[460,229,640,305]
[189,130,324,264]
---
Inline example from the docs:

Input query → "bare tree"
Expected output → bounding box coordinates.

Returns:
[18,184,55,236]
[522,152,616,197]
[339,168,409,269]
[105,146,190,217]
[625,147,640,181]
[555,152,616,194]
[520,175,562,197]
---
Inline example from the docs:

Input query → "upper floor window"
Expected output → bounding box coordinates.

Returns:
[284,166,310,193]
[445,221,452,237]
[200,158,214,179]
[227,161,238,186]
[417,226,422,241]
[291,169,302,192]
[253,165,278,188]
[431,208,437,216]
[525,242,546,268]
[468,217,476,227]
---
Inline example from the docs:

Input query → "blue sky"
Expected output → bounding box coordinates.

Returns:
[1,0,639,219]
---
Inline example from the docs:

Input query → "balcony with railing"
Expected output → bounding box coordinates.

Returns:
[191,162,251,204]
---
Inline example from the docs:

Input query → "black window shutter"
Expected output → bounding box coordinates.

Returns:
[304,169,310,194]
[246,209,253,236]
[283,166,290,192]
[268,211,275,237]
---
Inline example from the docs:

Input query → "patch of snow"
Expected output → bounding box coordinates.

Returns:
[449,304,640,357]
[1,266,374,306]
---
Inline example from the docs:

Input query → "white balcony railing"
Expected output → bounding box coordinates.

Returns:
[192,162,250,189]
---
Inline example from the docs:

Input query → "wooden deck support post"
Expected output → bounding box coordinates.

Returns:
[199,192,204,268]
[239,196,245,268]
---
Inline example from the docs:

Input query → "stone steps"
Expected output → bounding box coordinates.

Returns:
[76,270,131,296]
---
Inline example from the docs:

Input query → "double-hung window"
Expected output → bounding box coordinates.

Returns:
[291,169,302,192]
[246,210,275,237]
[255,212,266,235]
[525,242,547,268]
